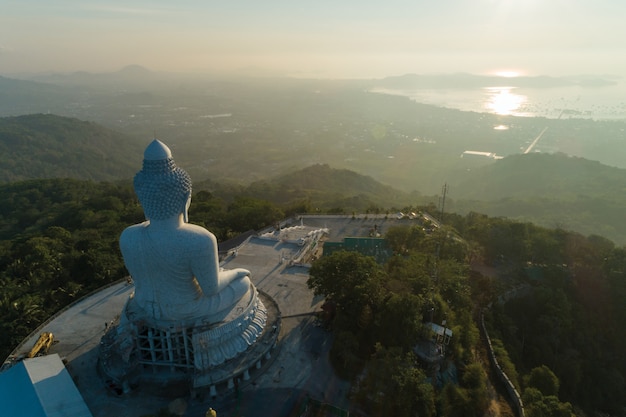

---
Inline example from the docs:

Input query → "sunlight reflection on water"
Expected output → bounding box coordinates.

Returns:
[371,85,626,120]
[483,87,528,116]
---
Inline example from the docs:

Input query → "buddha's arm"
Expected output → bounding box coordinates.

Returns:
[218,268,251,285]
[190,233,222,295]
[190,231,250,296]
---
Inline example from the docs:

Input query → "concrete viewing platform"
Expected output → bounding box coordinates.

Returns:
[5,215,420,416]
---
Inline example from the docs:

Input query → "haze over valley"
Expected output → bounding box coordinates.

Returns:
[2,67,626,245]
[2,68,626,186]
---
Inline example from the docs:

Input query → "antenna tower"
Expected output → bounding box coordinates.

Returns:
[439,183,448,224]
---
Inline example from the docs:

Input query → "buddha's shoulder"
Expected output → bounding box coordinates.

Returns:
[180,224,217,240]
[119,222,216,243]
[121,222,148,237]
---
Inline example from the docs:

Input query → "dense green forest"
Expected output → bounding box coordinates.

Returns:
[308,227,483,417]
[448,212,626,416]
[308,210,626,416]
[0,179,137,358]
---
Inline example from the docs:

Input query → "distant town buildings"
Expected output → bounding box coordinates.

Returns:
[461,150,503,160]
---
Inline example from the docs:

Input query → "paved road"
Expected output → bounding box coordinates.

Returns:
[524,126,549,154]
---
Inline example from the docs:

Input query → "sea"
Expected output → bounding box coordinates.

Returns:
[372,82,626,120]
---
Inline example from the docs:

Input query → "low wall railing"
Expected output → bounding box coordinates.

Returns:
[3,277,130,364]
[479,298,526,417]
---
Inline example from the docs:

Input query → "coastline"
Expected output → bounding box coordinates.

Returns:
[371,84,626,120]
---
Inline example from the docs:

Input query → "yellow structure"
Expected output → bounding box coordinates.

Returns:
[27,332,54,358]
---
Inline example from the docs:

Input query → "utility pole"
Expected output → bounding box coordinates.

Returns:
[435,183,448,263]
[439,183,448,224]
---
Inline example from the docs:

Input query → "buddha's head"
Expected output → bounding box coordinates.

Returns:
[134,139,192,221]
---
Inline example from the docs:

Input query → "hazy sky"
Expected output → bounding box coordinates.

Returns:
[2,0,625,78]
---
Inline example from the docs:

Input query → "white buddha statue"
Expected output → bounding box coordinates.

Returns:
[120,139,251,325]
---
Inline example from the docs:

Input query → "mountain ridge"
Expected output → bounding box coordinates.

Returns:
[0,114,142,182]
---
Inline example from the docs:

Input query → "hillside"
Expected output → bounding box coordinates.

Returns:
[451,152,626,201]
[2,112,626,244]
[242,164,416,210]
[216,155,626,245]
[0,114,143,182]
[0,76,78,116]
[193,163,421,215]
[448,152,626,244]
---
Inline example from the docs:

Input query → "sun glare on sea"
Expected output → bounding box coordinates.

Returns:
[484,87,527,116]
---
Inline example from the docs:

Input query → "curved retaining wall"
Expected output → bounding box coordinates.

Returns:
[480,311,525,417]
[4,277,130,363]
